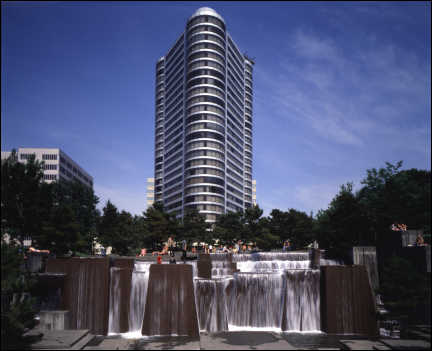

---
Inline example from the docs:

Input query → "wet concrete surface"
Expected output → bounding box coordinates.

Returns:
[27,330,432,350]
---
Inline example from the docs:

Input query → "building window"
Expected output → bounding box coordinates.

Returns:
[43,174,57,181]
[43,164,58,170]
[42,154,58,160]
[20,153,35,160]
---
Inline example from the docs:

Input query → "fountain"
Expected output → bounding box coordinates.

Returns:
[44,249,377,338]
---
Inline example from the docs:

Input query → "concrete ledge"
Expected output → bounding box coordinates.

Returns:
[379,339,431,350]
[339,339,391,350]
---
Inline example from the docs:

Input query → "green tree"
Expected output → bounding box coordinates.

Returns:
[98,201,125,255]
[213,211,244,246]
[1,241,37,349]
[254,219,280,251]
[287,209,315,249]
[40,204,81,256]
[379,254,430,312]
[314,183,369,260]
[142,202,179,250]
[243,205,264,244]
[180,209,209,245]
[1,151,45,243]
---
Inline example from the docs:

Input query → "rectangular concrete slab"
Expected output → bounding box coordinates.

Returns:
[199,332,296,350]
[134,336,200,350]
[83,338,132,350]
[29,329,90,349]
[379,339,431,350]
[340,339,390,350]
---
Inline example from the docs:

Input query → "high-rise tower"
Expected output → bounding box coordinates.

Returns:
[154,7,254,223]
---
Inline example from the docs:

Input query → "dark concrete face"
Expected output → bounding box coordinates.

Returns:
[320,265,378,336]
[45,257,110,335]
[197,260,212,279]
[310,249,321,269]
[142,264,199,337]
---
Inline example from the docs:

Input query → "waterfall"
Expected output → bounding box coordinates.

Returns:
[227,272,285,330]
[211,260,236,276]
[193,252,324,333]
[108,267,122,334]
[112,252,330,336]
[353,247,379,291]
[128,262,152,333]
[194,278,231,332]
[237,260,311,272]
[283,270,321,331]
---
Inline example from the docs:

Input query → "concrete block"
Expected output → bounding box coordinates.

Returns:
[197,260,212,278]
[142,264,199,337]
[39,310,70,331]
[321,266,378,336]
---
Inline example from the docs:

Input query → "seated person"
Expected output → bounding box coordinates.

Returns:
[416,234,425,246]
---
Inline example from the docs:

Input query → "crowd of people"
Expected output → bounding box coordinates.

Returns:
[141,237,259,262]
[391,223,408,232]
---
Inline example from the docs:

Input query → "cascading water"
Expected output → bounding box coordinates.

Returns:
[108,267,122,334]
[109,251,339,336]
[128,262,152,333]
[353,247,379,291]
[194,278,231,332]
[227,272,285,329]
[283,269,321,331]
[192,251,336,333]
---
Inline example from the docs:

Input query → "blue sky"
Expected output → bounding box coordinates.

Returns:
[2,1,430,216]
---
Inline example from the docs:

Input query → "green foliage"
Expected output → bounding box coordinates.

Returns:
[213,211,244,246]
[180,209,210,245]
[97,201,145,256]
[243,205,264,243]
[254,226,280,251]
[2,152,429,257]
[379,254,430,310]
[141,202,179,250]
[1,151,100,256]
[1,242,37,349]
[1,150,45,242]
[358,161,430,238]
[315,162,431,258]
[267,208,314,249]
[315,183,370,254]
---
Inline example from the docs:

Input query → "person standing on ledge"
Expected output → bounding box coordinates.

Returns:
[167,236,174,255]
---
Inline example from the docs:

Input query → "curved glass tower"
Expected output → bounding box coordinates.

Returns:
[154,7,254,223]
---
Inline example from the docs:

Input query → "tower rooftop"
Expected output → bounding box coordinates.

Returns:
[189,7,225,24]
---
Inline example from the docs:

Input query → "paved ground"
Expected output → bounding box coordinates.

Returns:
[27,330,432,350]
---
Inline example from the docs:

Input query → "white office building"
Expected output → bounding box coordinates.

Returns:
[1,147,93,188]
[154,7,254,223]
